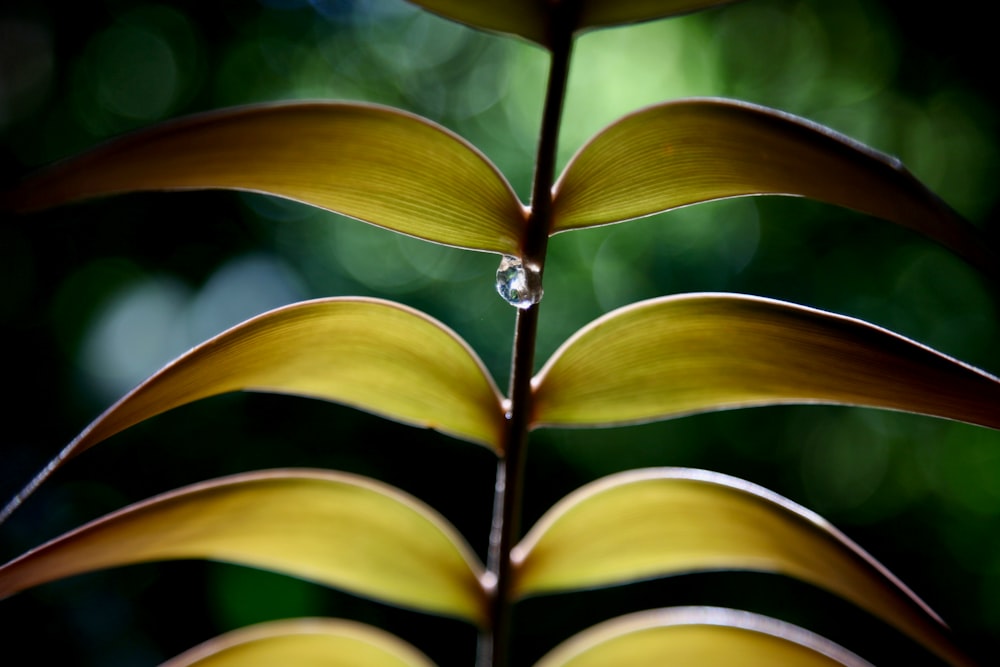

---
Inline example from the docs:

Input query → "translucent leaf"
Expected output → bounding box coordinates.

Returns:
[514,469,973,667]
[1,298,504,524]
[531,293,1000,430]
[3,102,525,255]
[533,607,875,667]
[551,99,998,278]
[0,470,488,624]
[159,618,435,667]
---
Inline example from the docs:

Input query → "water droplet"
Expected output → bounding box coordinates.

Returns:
[495,255,542,309]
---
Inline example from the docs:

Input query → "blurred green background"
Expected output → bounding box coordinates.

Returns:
[1,0,998,665]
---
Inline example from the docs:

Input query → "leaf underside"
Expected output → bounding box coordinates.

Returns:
[533,606,874,667]
[576,1,746,33]
[0,297,503,525]
[552,98,997,279]
[531,293,1000,431]
[407,0,548,45]
[407,0,741,47]
[2,101,525,255]
[78,297,504,450]
[159,618,435,667]
[513,468,973,667]
[0,9,990,667]
[0,470,488,625]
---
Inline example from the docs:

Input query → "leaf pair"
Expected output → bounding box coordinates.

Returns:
[159,608,874,667]
[4,292,998,526]
[0,467,973,666]
[6,99,995,277]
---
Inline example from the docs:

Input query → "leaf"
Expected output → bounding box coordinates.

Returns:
[407,1,549,46]
[531,293,1000,430]
[3,101,525,255]
[551,99,998,279]
[0,470,488,625]
[407,1,742,47]
[0,298,504,525]
[532,606,875,667]
[513,468,974,667]
[576,1,745,33]
[159,618,435,667]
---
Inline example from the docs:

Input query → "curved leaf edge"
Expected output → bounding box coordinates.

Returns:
[0,296,506,526]
[408,1,747,48]
[2,100,528,256]
[512,467,977,667]
[158,617,436,667]
[512,467,943,624]
[575,1,748,35]
[550,97,999,281]
[0,468,488,623]
[533,605,875,667]
[529,291,1000,431]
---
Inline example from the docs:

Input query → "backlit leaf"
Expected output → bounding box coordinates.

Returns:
[514,469,973,667]
[160,618,435,667]
[407,0,548,45]
[576,1,745,33]
[531,293,1000,430]
[533,606,875,667]
[0,470,487,624]
[3,102,525,255]
[0,298,504,524]
[407,0,742,47]
[551,99,998,278]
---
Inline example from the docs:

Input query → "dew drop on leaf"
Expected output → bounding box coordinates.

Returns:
[496,255,542,309]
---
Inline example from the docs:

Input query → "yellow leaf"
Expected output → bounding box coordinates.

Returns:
[551,99,997,278]
[160,618,435,667]
[533,607,876,667]
[407,0,548,46]
[576,1,745,33]
[1,298,504,524]
[531,293,1000,430]
[3,102,525,255]
[514,470,973,667]
[407,1,741,47]
[0,470,488,625]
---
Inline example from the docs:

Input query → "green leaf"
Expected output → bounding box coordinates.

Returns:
[551,99,998,278]
[160,618,435,667]
[0,298,503,525]
[0,470,487,625]
[3,101,525,255]
[531,293,1000,430]
[533,607,875,667]
[513,469,974,667]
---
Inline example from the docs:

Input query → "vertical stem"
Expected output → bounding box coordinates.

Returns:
[480,306,538,667]
[479,7,576,667]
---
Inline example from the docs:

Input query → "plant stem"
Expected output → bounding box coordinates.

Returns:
[480,8,576,666]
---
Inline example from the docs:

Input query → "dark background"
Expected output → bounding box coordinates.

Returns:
[1,1,999,665]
